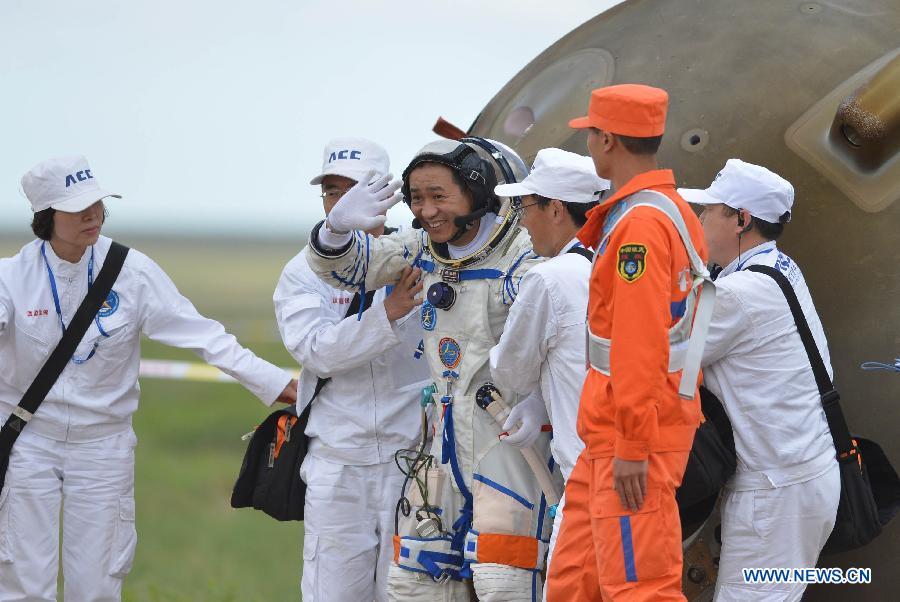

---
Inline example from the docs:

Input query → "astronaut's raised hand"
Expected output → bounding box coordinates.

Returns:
[384,266,423,321]
[500,390,548,448]
[275,378,298,404]
[324,170,403,234]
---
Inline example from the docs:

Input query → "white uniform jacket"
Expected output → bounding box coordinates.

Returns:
[274,245,430,466]
[701,241,836,488]
[488,238,589,481]
[0,237,292,442]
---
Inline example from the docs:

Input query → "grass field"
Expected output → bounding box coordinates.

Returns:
[3,233,310,601]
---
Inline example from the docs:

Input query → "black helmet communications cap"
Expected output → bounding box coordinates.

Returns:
[401,139,499,215]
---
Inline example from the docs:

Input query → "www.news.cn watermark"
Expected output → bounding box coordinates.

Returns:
[743,567,872,585]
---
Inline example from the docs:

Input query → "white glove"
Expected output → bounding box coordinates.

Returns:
[501,390,548,448]
[324,171,403,234]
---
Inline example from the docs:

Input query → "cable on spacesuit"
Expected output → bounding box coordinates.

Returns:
[394,384,443,536]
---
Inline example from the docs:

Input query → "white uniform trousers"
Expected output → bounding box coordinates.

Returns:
[300,454,405,602]
[715,461,840,601]
[542,492,567,602]
[0,429,137,602]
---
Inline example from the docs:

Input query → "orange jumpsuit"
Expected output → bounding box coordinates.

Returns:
[546,169,708,601]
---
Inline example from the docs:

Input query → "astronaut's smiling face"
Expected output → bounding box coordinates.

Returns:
[407,163,477,245]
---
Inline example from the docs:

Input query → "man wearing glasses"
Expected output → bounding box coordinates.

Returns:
[487,148,608,590]
[273,138,430,602]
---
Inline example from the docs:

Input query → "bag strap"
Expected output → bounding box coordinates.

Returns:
[307,287,377,405]
[0,242,129,437]
[346,289,376,318]
[566,245,594,262]
[745,264,854,458]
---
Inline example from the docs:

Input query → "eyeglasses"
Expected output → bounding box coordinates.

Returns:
[513,200,541,217]
[320,188,353,201]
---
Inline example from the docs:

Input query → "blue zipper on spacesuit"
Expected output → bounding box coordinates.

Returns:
[439,369,475,579]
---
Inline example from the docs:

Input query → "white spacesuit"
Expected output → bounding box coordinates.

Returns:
[306,138,559,601]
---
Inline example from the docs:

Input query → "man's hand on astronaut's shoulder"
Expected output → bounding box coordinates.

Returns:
[384,266,423,321]
[325,170,403,234]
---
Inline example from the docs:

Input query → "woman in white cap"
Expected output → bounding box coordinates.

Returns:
[0,155,297,601]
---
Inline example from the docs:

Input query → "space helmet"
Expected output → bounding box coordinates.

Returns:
[401,136,528,241]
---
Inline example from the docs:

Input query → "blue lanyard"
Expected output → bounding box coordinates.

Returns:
[736,247,774,272]
[40,242,109,364]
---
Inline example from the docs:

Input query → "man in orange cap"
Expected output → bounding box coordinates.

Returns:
[546,84,714,601]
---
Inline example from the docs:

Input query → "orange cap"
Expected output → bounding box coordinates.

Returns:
[569,84,668,137]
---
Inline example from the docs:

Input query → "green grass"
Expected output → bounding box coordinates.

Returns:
[3,234,310,601]
[131,238,306,601]
[126,377,302,602]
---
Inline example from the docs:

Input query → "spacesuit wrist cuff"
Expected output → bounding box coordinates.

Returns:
[615,438,650,461]
[309,220,353,257]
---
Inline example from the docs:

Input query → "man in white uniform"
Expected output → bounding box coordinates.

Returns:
[305,138,556,601]
[487,148,609,577]
[0,155,296,601]
[679,159,840,601]
[274,138,431,602]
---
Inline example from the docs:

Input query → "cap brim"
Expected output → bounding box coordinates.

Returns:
[494,182,535,197]
[310,168,376,186]
[677,188,723,206]
[49,189,121,213]
[568,116,592,129]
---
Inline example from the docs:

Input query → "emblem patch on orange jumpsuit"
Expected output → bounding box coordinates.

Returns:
[616,244,648,282]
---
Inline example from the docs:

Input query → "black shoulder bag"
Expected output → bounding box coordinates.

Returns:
[231,288,376,521]
[0,242,130,494]
[747,264,900,554]
[677,385,737,520]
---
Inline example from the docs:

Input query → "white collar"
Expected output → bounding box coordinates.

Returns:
[556,237,582,257]
[718,240,778,278]
[42,240,92,274]
[447,213,497,259]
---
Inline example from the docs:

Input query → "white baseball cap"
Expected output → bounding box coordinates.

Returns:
[494,148,610,204]
[21,155,121,213]
[309,137,390,185]
[679,158,793,223]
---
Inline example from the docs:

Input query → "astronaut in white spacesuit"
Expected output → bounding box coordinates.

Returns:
[306,138,558,601]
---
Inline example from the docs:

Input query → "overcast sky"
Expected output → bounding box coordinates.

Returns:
[0,0,618,238]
